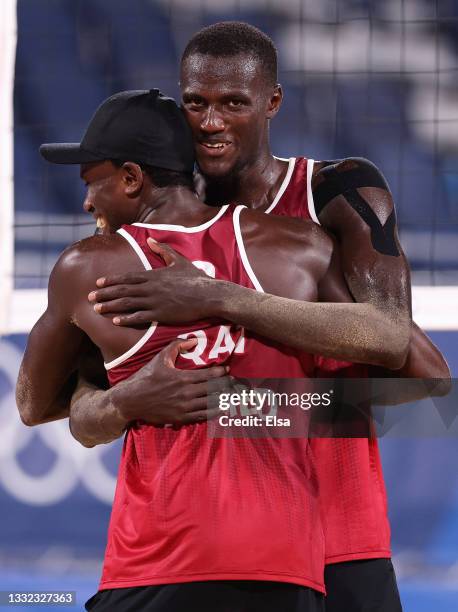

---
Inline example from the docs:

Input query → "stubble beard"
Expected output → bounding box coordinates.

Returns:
[199,157,248,206]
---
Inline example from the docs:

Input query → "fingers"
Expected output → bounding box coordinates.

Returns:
[91,298,151,315]
[147,238,176,267]
[187,375,237,399]
[183,364,230,382]
[160,338,199,368]
[158,340,230,378]
[95,273,148,289]
[145,406,220,427]
[111,312,157,326]
[179,407,221,425]
[88,283,147,304]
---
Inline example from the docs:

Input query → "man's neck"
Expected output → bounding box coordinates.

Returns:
[205,155,289,211]
[136,186,217,227]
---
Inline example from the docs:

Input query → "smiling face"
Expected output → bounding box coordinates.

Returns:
[80,160,143,234]
[180,53,282,180]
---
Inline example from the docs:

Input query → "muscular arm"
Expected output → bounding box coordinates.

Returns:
[380,323,450,381]
[19,280,143,445]
[90,159,412,366]
[217,211,406,368]
[100,215,406,368]
[314,158,451,387]
[69,336,229,447]
[16,236,147,435]
[67,338,129,448]
[216,213,449,384]
[16,248,88,426]
[88,156,449,389]
[17,236,231,447]
[312,157,411,355]
[16,237,145,430]
[223,226,449,399]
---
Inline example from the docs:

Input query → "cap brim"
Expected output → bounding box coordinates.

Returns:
[39,143,103,164]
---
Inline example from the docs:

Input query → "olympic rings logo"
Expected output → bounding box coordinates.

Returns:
[0,338,119,506]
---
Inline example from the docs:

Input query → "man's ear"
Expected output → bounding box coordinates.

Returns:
[266,84,283,119]
[121,162,144,197]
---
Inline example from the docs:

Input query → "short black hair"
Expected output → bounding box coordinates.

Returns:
[181,21,277,86]
[112,160,194,190]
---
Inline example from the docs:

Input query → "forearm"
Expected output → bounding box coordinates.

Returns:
[16,312,83,426]
[370,323,451,404]
[219,283,409,368]
[69,376,129,448]
[397,323,450,382]
[16,364,72,425]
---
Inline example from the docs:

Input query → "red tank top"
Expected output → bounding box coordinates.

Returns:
[99,205,325,593]
[267,156,391,564]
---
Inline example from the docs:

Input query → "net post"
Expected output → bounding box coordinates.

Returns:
[0,0,17,335]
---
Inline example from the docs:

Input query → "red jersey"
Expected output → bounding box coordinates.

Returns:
[99,205,325,593]
[267,156,391,564]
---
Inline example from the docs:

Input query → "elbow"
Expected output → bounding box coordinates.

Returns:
[432,377,452,397]
[16,390,40,427]
[429,361,452,397]
[69,421,90,448]
[75,431,97,449]
[16,377,43,426]
[68,420,96,448]
[79,439,96,449]
[16,394,53,427]
[17,400,48,426]
[431,354,452,385]
[17,404,41,427]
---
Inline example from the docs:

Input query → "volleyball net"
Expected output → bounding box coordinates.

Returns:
[1,0,458,335]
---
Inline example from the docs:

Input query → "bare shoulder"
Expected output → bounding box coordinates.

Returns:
[309,157,410,318]
[312,157,388,189]
[238,207,334,300]
[49,233,143,314]
[56,234,125,266]
[311,157,394,231]
[53,233,137,281]
[240,206,333,257]
[314,155,384,170]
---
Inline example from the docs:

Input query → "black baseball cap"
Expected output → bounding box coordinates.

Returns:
[39,89,195,173]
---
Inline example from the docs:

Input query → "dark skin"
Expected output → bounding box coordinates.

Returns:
[16,162,233,432]
[180,53,286,209]
[16,158,410,440]
[17,159,449,447]
[86,55,448,366]
[18,53,450,439]
[91,53,412,344]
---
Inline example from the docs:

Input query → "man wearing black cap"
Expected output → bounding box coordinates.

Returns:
[41,89,196,172]
[17,89,233,430]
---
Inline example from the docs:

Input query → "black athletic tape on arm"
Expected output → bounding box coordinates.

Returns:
[313,164,400,257]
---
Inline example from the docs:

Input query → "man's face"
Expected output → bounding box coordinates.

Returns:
[81,161,134,235]
[181,53,281,179]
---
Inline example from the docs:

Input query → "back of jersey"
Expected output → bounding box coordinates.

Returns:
[100,205,325,595]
